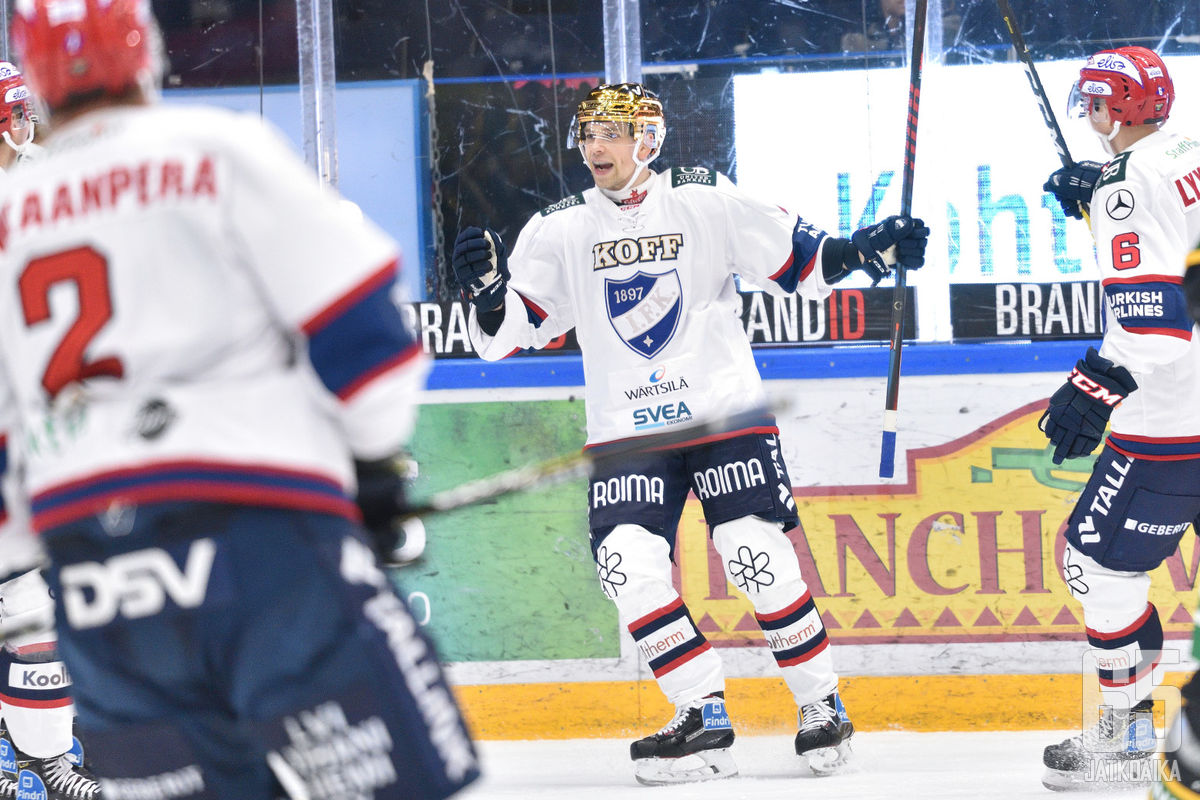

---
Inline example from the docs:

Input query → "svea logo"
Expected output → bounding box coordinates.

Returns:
[633,402,692,430]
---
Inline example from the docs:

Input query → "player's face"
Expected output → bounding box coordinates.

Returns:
[580,121,642,191]
[1086,97,1114,137]
[5,103,30,146]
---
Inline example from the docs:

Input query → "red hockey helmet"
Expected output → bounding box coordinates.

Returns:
[0,62,35,142]
[1072,46,1174,127]
[11,0,163,112]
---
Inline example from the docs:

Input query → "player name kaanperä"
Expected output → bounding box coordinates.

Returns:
[0,156,218,249]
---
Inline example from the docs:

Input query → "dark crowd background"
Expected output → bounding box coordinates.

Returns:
[151,0,1199,299]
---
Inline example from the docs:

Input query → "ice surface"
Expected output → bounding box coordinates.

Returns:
[461,730,1150,799]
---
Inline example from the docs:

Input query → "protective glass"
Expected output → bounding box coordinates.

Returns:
[1067,81,1109,118]
[566,119,633,150]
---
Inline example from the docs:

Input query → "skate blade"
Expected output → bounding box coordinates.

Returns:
[1041,763,1157,792]
[801,739,854,776]
[634,748,738,786]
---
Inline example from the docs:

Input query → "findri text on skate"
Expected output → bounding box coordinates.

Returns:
[630,692,737,785]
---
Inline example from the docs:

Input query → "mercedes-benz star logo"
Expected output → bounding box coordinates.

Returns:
[1105,188,1135,220]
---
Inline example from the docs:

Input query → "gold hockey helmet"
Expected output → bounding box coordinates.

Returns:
[567,82,665,159]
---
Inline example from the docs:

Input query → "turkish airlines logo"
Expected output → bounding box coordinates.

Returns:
[1106,189,1135,220]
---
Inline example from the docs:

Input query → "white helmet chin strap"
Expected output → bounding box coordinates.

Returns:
[613,128,663,193]
[2,122,35,157]
[1096,119,1121,155]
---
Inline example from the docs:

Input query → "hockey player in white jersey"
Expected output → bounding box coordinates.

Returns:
[0,61,100,800]
[1152,240,1200,800]
[0,1,479,798]
[453,82,929,785]
[1038,46,1200,791]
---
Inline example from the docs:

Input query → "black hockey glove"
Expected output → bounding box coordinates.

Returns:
[354,455,424,564]
[1038,347,1137,465]
[1042,160,1103,220]
[452,226,510,310]
[850,214,930,282]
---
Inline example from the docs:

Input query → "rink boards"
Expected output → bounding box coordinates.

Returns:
[403,344,1200,738]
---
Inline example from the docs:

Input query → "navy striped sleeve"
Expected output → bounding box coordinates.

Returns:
[302,260,423,401]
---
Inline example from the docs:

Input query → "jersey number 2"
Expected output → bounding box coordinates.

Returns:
[19,246,125,399]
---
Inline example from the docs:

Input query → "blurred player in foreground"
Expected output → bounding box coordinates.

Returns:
[0,1,478,797]
[1038,46,1200,792]
[452,82,928,785]
[0,61,101,800]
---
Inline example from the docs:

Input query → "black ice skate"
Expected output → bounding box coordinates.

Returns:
[1042,700,1156,791]
[0,726,15,800]
[794,690,854,775]
[630,692,737,785]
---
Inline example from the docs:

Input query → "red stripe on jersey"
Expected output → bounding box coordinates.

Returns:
[336,341,425,401]
[10,640,57,657]
[1110,433,1200,444]
[0,693,73,710]
[586,425,780,455]
[35,483,358,532]
[517,291,549,322]
[302,258,399,335]
[1098,656,1160,688]
[629,597,685,632]
[1086,603,1154,641]
[769,252,795,282]
[776,636,830,668]
[1101,274,1184,286]
[1106,441,1200,462]
[1122,326,1192,340]
[650,641,713,679]
[755,591,814,623]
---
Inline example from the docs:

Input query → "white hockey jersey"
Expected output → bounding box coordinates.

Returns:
[0,104,429,533]
[1091,129,1200,458]
[468,167,833,447]
[0,355,41,577]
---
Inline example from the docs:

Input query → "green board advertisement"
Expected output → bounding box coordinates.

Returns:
[396,398,620,662]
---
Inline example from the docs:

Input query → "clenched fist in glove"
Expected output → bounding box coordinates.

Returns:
[1043,160,1103,220]
[354,455,425,564]
[850,214,931,282]
[1039,347,1137,465]
[452,226,509,310]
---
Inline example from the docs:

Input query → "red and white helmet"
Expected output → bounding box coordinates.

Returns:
[0,61,35,145]
[11,0,164,112]
[1071,46,1174,127]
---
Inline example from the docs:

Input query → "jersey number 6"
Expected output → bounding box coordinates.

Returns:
[19,245,125,400]
[1111,232,1141,271]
